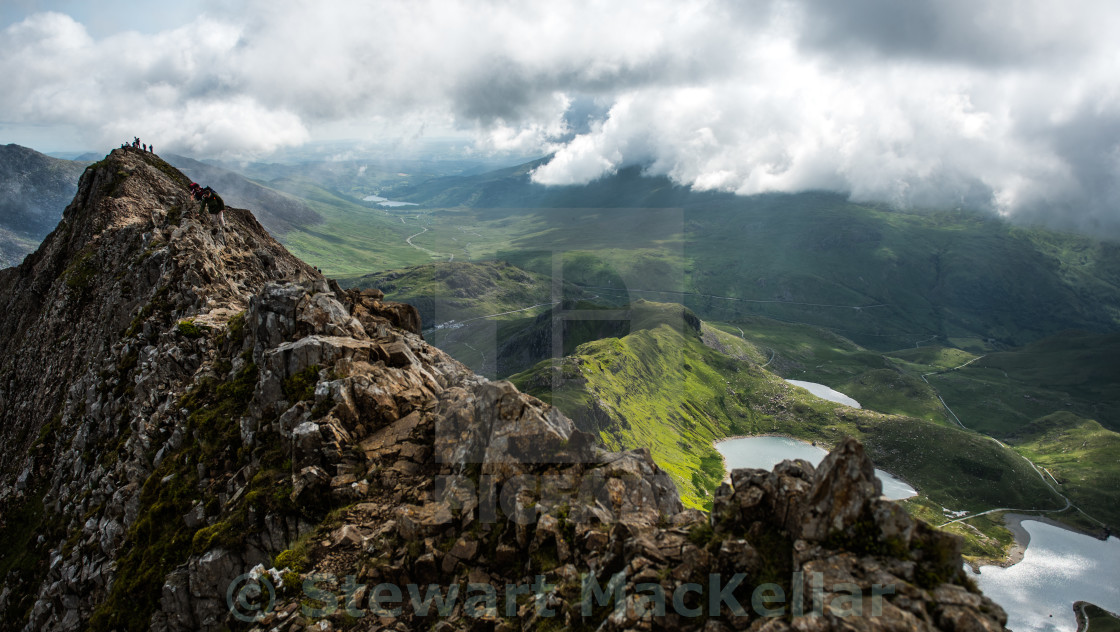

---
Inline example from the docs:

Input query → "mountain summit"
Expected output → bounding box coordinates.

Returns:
[0,148,1006,631]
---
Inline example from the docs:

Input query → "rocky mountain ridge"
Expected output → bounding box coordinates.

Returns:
[0,148,1007,631]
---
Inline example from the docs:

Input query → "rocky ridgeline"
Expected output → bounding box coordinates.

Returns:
[0,149,1007,632]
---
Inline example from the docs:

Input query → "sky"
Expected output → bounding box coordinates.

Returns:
[2,0,1119,234]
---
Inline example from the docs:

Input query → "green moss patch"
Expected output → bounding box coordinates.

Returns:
[176,319,207,338]
[282,364,321,402]
[64,251,99,303]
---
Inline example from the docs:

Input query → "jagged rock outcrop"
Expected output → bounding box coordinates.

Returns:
[0,147,1006,632]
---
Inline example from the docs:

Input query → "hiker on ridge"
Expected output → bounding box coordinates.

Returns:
[199,186,226,228]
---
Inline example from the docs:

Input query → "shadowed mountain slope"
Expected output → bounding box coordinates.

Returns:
[0,144,87,267]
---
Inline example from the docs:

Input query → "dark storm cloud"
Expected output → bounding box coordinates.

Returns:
[1012,106,1120,234]
[792,0,1094,66]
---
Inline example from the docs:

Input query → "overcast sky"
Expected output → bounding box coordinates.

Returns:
[2,1,1118,234]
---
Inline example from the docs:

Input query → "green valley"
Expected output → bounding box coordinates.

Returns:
[252,159,1120,355]
[508,300,1063,521]
[188,155,1120,555]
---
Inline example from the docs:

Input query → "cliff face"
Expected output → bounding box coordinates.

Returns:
[0,149,1007,632]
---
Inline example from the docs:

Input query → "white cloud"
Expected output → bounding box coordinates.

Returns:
[2,0,1119,232]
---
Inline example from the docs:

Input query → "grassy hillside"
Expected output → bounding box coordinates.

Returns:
[1078,603,1120,632]
[267,179,439,277]
[346,260,579,323]
[1007,412,1120,528]
[511,320,772,509]
[509,303,1061,516]
[925,332,1120,434]
[682,198,1120,350]
[349,261,711,378]
[707,317,950,423]
[347,261,597,376]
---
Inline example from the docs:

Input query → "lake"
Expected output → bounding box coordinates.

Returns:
[714,435,917,500]
[786,379,862,408]
[362,194,418,207]
[972,520,1120,632]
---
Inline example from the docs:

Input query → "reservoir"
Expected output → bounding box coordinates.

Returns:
[715,435,917,500]
[972,520,1120,632]
[785,379,861,408]
[363,194,418,207]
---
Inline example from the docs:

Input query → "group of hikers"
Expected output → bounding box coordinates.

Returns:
[121,137,154,153]
[112,139,226,231]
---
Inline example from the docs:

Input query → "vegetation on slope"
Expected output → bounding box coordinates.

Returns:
[1007,412,1120,528]
[927,332,1120,435]
[707,317,950,423]
[90,339,340,631]
[711,317,1120,530]
[349,262,706,378]
[510,302,1061,516]
[346,260,583,324]
[266,179,434,277]
[1077,603,1120,632]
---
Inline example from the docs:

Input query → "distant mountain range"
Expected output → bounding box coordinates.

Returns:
[7,145,1120,352]
[371,160,1120,350]
[0,144,87,267]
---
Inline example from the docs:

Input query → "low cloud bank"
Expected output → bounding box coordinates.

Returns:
[3,1,1118,233]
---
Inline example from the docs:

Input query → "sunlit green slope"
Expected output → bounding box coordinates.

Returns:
[509,302,1059,515]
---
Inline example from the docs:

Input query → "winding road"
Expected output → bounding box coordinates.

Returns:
[400,217,454,261]
[920,355,986,429]
[570,283,888,309]
[731,325,775,367]
[923,355,1106,529]
[426,301,561,333]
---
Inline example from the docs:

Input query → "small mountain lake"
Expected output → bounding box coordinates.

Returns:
[714,435,917,500]
[785,379,861,408]
[972,520,1120,632]
[363,194,418,207]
